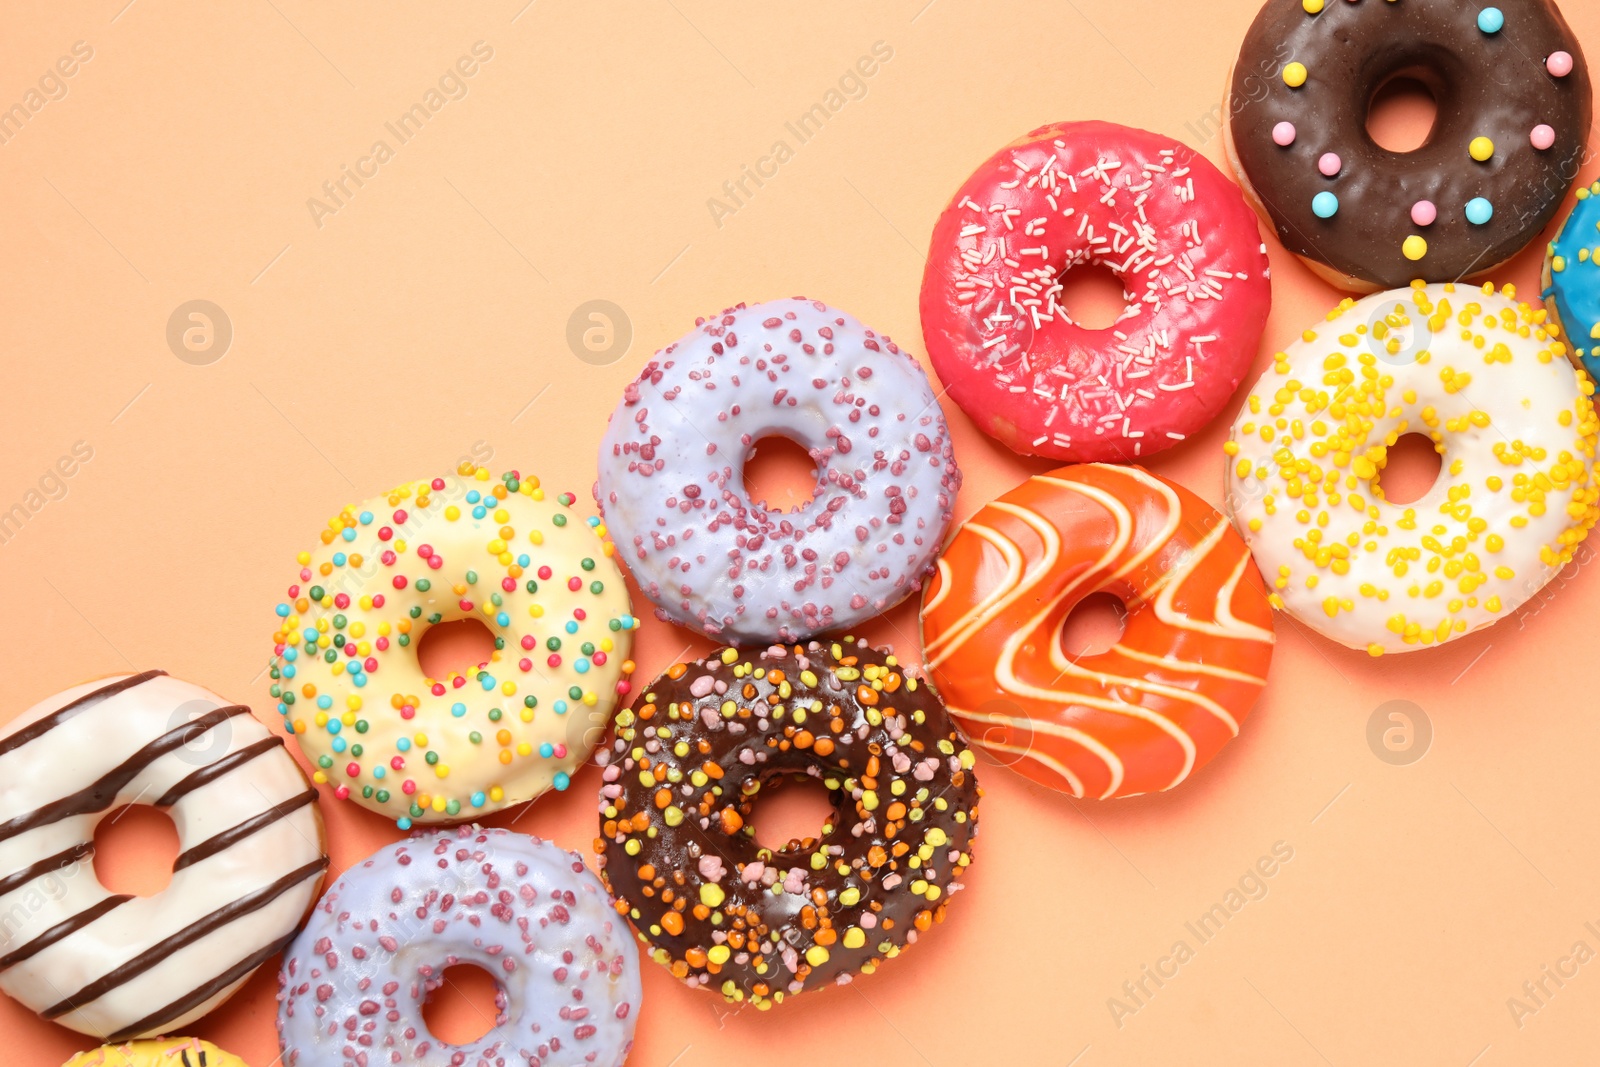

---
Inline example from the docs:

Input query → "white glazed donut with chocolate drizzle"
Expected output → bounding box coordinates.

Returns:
[0,671,328,1040]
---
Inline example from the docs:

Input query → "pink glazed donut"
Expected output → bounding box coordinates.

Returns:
[920,120,1272,462]
[595,297,961,643]
[276,826,640,1067]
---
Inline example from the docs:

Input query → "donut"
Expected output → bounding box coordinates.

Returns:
[1224,281,1599,654]
[1542,179,1600,382]
[920,465,1275,799]
[1225,0,1592,292]
[62,1038,247,1067]
[594,638,980,1008]
[269,462,639,829]
[0,671,328,1040]
[595,297,961,644]
[277,825,641,1067]
[919,120,1273,462]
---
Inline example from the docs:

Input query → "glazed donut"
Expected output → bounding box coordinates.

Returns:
[269,463,638,828]
[1225,281,1599,654]
[595,297,960,643]
[63,1038,246,1067]
[0,671,328,1040]
[920,465,1275,799]
[920,120,1272,462]
[277,825,641,1067]
[1543,179,1600,382]
[595,638,980,1009]
[1226,0,1591,292]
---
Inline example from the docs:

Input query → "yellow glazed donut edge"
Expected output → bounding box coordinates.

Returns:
[62,1037,247,1067]
[1224,281,1599,655]
[269,463,638,827]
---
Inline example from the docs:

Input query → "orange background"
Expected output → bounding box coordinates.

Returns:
[3,1,1599,1064]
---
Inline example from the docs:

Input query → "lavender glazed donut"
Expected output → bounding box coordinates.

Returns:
[595,298,961,643]
[277,826,640,1067]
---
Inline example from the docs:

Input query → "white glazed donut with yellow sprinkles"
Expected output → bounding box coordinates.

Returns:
[1225,281,1599,656]
[268,463,639,828]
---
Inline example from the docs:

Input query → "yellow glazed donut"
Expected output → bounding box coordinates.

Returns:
[62,1038,246,1067]
[1225,281,1599,655]
[268,464,639,828]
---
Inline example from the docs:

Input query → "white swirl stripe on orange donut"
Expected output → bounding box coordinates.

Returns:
[1225,281,1600,655]
[921,464,1274,800]
[0,672,328,1041]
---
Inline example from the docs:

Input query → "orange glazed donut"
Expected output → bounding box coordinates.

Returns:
[920,464,1275,799]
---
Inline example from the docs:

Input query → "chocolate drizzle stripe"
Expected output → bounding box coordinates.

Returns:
[0,671,166,758]
[0,893,131,971]
[154,736,283,807]
[40,856,328,1021]
[104,909,319,1042]
[0,705,254,845]
[171,789,319,873]
[0,843,94,899]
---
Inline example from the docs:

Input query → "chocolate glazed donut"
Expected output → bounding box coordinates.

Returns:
[1226,0,1591,291]
[594,638,980,1009]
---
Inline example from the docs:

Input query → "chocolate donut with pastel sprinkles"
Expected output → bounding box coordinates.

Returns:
[268,463,638,828]
[596,298,960,644]
[595,638,979,1009]
[1226,0,1591,291]
[1225,282,1599,654]
[277,825,641,1067]
[0,672,328,1040]
[920,120,1272,462]
[1542,179,1600,382]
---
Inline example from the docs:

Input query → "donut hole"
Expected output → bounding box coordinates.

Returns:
[92,805,179,897]
[421,963,503,1045]
[1059,591,1129,660]
[417,618,498,681]
[750,773,836,852]
[742,436,820,512]
[1373,433,1443,505]
[1366,73,1440,154]
[1055,261,1131,331]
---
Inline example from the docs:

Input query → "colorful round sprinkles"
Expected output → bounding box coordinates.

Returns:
[268,463,639,827]
[1229,0,1590,287]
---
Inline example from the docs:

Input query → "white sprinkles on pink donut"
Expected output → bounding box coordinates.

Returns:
[920,120,1272,462]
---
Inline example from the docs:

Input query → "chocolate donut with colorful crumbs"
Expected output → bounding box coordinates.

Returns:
[269,463,638,829]
[595,638,980,1008]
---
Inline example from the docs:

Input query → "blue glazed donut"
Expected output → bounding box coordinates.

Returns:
[276,826,640,1067]
[1543,180,1600,382]
[595,297,961,643]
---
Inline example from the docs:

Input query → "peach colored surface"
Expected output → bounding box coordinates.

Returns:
[2,1,1598,1064]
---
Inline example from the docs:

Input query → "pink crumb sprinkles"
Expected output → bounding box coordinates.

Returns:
[595,297,960,643]
[276,825,640,1067]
